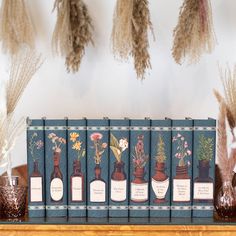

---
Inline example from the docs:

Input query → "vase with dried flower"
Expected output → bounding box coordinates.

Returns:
[110,133,128,202]
[69,132,86,202]
[151,135,169,203]
[0,49,41,218]
[131,135,149,203]
[213,66,236,218]
[89,132,107,203]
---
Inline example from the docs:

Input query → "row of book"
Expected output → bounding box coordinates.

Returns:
[27,117,216,218]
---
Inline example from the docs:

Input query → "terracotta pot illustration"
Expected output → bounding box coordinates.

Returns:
[151,162,169,203]
[131,166,148,203]
[110,161,127,202]
[175,165,189,179]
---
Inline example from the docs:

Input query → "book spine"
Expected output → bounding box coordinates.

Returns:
[192,119,216,217]
[150,119,172,218]
[129,119,151,218]
[45,119,67,217]
[109,119,130,217]
[27,118,45,217]
[67,119,87,217]
[171,119,193,218]
[87,119,109,217]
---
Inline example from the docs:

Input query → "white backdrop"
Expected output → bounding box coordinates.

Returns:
[0,0,236,170]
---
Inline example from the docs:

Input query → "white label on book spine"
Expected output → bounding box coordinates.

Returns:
[110,179,127,202]
[194,182,213,200]
[173,179,190,202]
[72,176,82,201]
[30,177,43,202]
[50,178,63,201]
[131,182,148,202]
[90,180,106,202]
[151,178,169,199]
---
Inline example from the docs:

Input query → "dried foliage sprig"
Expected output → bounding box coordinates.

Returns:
[172,0,215,64]
[0,49,42,174]
[0,0,35,55]
[111,0,153,80]
[52,0,93,73]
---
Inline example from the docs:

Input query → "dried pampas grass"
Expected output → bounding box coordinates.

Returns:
[214,66,236,182]
[0,0,35,55]
[172,0,215,64]
[111,0,153,80]
[0,48,42,173]
[52,0,93,73]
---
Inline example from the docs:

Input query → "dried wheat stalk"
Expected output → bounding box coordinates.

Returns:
[172,0,215,64]
[111,0,134,60]
[52,0,93,73]
[0,0,35,55]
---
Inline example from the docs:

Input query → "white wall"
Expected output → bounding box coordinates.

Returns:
[1,0,236,170]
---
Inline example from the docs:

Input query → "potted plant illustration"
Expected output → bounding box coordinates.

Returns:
[110,133,128,202]
[131,135,149,203]
[194,135,214,203]
[172,133,191,179]
[48,133,66,202]
[151,135,169,203]
[70,132,86,202]
[89,132,107,203]
[28,132,44,203]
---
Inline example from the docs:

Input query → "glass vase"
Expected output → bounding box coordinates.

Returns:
[0,176,27,218]
[215,180,236,218]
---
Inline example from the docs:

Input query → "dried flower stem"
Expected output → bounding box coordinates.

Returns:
[52,0,93,73]
[172,0,215,64]
[0,0,35,55]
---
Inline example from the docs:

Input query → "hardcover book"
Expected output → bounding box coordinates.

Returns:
[67,119,87,217]
[109,119,130,217]
[27,118,45,218]
[192,119,216,217]
[150,119,172,218]
[129,119,151,218]
[171,119,193,218]
[45,119,67,217]
[87,118,109,217]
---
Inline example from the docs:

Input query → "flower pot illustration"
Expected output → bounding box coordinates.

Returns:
[70,159,84,202]
[131,166,148,203]
[151,162,169,203]
[110,161,127,202]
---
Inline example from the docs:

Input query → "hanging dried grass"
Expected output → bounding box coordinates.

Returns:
[111,0,133,60]
[0,0,35,55]
[111,0,153,80]
[52,0,93,73]
[172,0,215,64]
[0,48,42,173]
[132,0,152,80]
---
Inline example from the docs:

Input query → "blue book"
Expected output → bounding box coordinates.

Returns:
[67,119,87,217]
[192,118,216,217]
[45,119,67,217]
[129,119,151,218]
[171,119,193,218]
[150,119,172,218]
[87,118,109,217]
[27,118,45,217]
[109,119,130,217]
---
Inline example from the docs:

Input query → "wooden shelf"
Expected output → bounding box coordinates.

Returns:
[1,224,236,236]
